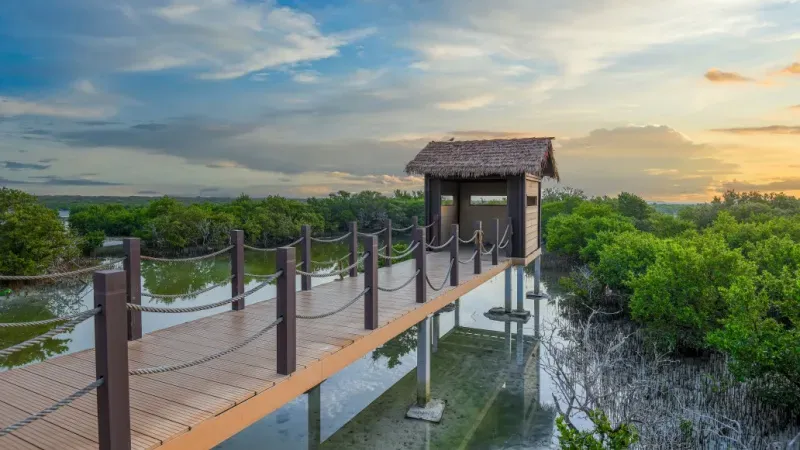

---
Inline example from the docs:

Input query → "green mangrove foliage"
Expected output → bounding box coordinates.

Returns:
[544,188,800,411]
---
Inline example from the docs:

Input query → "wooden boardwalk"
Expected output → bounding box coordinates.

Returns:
[0,250,511,450]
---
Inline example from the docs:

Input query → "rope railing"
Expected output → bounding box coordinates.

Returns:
[141,246,233,263]
[129,317,283,375]
[297,288,370,320]
[0,378,104,437]
[296,253,368,278]
[458,249,479,264]
[127,272,281,313]
[499,224,511,246]
[310,232,352,243]
[421,217,439,229]
[0,307,101,358]
[309,252,352,267]
[378,269,420,292]
[243,236,304,253]
[426,235,455,251]
[498,239,510,249]
[392,224,414,232]
[378,242,419,261]
[0,308,101,328]
[458,230,481,244]
[480,243,495,256]
[426,259,455,291]
[0,259,124,281]
[141,276,233,300]
[357,228,386,237]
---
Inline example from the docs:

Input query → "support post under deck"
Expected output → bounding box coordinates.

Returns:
[406,316,445,422]
[504,267,512,313]
[533,255,541,297]
[432,313,440,353]
[516,266,524,312]
[307,384,321,450]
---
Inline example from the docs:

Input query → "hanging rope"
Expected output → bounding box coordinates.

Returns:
[378,242,419,261]
[357,228,387,237]
[426,235,455,251]
[127,272,281,313]
[0,308,101,358]
[0,378,103,437]
[378,269,420,292]
[458,250,479,264]
[458,230,481,244]
[141,246,233,263]
[0,308,101,328]
[426,259,454,291]
[392,224,414,232]
[499,224,511,246]
[481,243,496,256]
[243,237,304,252]
[296,254,368,278]
[310,232,352,243]
[129,317,283,375]
[296,288,370,319]
[0,259,124,281]
[141,276,233,300]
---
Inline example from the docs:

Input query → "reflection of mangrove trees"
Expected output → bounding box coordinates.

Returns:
[371,326,417,369]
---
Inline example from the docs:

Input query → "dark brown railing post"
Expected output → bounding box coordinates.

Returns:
[450,224,459,287]
[94,270,131,450]
[492,218,500,266]
[506,216,513,257]
[123,238,141,341]
[301,225,311,291]
[231,230,245,310]
[414,227,426,303]
[431,214,440,247]
[348,221,358,277]
[474,221,482,275]
[411,215,418,231]
[364,235,378,329]
[384,219,392,267]
[277,247,296,375]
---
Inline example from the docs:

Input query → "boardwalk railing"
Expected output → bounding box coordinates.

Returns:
[0,215,514,449]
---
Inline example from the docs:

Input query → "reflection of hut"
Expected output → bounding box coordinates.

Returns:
[406,138,559,265]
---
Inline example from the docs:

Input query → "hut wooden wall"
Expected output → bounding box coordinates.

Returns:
[525,175,541,257]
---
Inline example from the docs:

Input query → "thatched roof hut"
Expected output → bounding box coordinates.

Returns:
[405,137,559,181]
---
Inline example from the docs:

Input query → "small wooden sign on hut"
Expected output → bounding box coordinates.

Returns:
[406,137,559,265]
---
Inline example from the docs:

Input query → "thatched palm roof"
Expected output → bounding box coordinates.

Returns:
[405,137,559,180]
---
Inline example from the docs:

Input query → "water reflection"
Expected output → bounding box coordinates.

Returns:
[217,266,565,450]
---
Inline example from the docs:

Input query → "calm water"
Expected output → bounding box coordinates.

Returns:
[0,240,571,449]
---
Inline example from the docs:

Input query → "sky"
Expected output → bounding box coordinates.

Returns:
[0,0,799,202]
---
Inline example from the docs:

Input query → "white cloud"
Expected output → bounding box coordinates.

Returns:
[436,95,495,111]
[292,71,320,84]
[105,0,375,80]
[73,79,98,95]
[0,96,112,119]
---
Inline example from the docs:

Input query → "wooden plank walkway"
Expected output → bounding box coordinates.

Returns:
[0,250,511,450]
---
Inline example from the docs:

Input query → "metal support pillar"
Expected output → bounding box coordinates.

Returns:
[454,298,460,328]
[307,384,321,450]
[504,267,512,313]
[516,265,524,312]
[416,316,431,406]
[515,321,524,367]
[533,254,541,297]
[432,313,440,353]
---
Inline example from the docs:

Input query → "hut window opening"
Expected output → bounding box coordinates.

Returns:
[442,195,454,206]
[470,195,507,206]
[527,195,538,207]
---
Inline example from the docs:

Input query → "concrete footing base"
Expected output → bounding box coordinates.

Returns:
[526,291,549,300]
[484,307,530,323]
[406,399,446,423]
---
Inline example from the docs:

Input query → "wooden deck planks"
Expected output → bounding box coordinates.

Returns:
[0,250,510,450]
